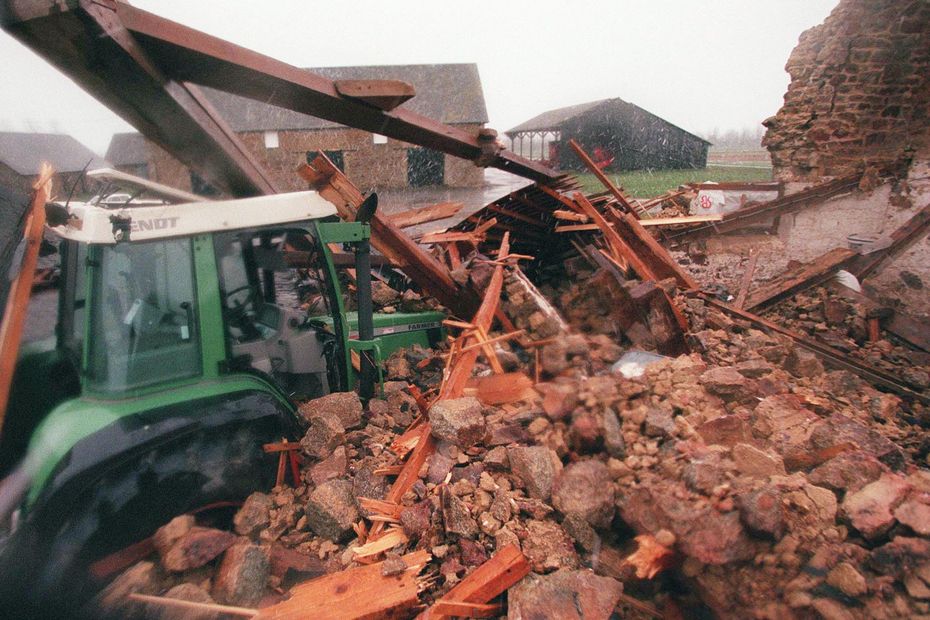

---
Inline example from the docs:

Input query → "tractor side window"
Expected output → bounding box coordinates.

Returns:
[86,239,200,392]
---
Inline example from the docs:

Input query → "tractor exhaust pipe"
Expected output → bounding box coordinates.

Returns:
[354,194,378,401]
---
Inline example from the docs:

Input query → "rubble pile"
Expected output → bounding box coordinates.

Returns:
[95,151,930,619]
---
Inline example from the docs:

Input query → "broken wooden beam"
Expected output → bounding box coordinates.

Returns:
[638,214,723,226]
[464,372,537,405]
[419,544,530,620]
[254,550,431,619]
[611,211,698,289]
[733,250,759,310]
[744,247,859,311]
[573,193,642,276]
[385,202,463,229]
[568,139,643,216]
[667,174,861,242]
[0,164,52,430]
[701,294,930,404]
[849,203,930,280]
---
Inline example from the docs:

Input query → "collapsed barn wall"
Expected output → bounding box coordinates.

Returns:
[763,0,930,181]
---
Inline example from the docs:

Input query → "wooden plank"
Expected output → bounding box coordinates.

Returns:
[350,528,408,559]
[553,209,588,222]
[255,550,431,620]
[0,165,52,429]
[440,233,511,400]
[464,372,537,405]
[638,214,723,226]
[733,250,759,310]
[334,79,415,111]
[129,593,257,617]
[568,139,642,216]
[385,202,463,229]
[555,223,600,233]
[357,498,404,520]
[430,601,501,618]
[419,545,530,620]
[744,247,858,311]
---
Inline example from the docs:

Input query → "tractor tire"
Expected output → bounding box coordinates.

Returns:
[0,415,286,618]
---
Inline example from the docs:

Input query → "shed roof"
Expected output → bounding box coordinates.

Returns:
[0,132,107,176]
[201,63,489,132]
[105,132,149,166]
[506,98,710,144]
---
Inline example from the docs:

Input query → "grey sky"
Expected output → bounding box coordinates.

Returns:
[0,0,837,155]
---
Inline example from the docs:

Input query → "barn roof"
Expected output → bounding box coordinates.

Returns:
[200,63,489,132]
[506,98,710,144]
[106,132,149,166]
[0,132,107,176]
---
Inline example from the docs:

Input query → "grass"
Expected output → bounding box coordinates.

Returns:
[574,165,773,199]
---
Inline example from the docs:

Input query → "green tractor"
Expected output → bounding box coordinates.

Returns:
[0,181,443,612]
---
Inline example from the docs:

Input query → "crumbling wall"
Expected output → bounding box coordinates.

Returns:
[763,0,930,181]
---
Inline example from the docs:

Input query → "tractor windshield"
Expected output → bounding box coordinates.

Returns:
[85,239,201,393]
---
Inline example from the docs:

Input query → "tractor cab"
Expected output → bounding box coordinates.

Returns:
[0,187,444,574]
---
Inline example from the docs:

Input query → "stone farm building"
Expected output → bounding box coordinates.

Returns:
[0,132,106,196]
[106,63,489,194]
[506,98,710,172]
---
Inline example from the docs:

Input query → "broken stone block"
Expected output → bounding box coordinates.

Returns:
[842,473,910,540]
[507,569,623,619]
[784,347,823,378]
[483,446,509,470]
[644,407,676,439]
[427,452,455,485]
[153,514,195,558]
[309,445,347,485]
[212,541,270,607]
[269,544,325,583]
[156,584,218,620]
[809,414,905,471]
[602,408,626,459]
[869,537,930,578]
[732,443,786,477]
[734,358,773,378]
[298,391,362,430]
[507,446,562,501]
[458,538,489,567]
[522,520,579,573]
[538,383,578,422]
[540,340,570,376]
[161,527,237,572]
[825,562,868,598]
[808,451,887,493]
[894,500,930,536]
[737,486,785,539]
[400,499,433,538]
[233,493,273,538]
[429,397,486,449]
[551,460,615,529]
[700,366,748,398]
[441,486,478,538]
[696,414,754,448]
[381,552,408,577]
[300,414,345,459]
[305,479,359,542]
[93,561,161,617]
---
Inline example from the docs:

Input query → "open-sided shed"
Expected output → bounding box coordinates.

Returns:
[506,98,710,171]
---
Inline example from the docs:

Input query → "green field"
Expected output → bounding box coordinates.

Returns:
[574,165,773,199]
